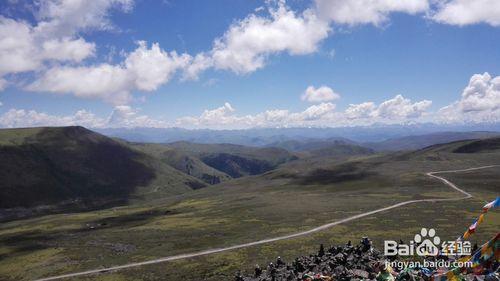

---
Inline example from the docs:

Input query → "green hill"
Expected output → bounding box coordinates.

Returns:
[452,137,500,153]
[366,131,500,151]
[166,141,298,178]
[0,127,205,209]
[266,138,357,152]
[129,143,232,184]
[305,143,374,158]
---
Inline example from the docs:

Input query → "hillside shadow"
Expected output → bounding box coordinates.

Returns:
[295,162,376,185]
[0,127,156,210]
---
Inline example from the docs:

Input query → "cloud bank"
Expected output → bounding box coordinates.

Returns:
[1,0,499,105]
[3,72,498,129]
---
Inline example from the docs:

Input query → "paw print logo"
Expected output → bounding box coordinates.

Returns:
[414,228,440,256]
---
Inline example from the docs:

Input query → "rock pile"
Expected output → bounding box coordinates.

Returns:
[235,238,499,281]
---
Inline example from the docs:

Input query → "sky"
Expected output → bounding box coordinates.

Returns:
[0,0,499,129]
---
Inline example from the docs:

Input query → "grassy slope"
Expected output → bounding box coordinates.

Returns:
[265,138,357,152]
[366,131,500,151]
[0,138,499,280]
[166,141,298,178]
[129,142,232,184]
[0,127,205,210]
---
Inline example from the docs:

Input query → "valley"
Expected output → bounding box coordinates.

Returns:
[0,127,498,280]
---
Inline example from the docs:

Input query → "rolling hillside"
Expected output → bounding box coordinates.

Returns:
[0,127,205,209]
[165,141,298,178]
[1,134,499,281]
[452,137,500,153]
[366,131,500,151]
[265,138,357,152]
[130,143,232,184]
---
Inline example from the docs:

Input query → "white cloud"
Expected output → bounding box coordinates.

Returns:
[26,64,132,104]
[459,72,500,112]
[176,102,337,129]
[260,109,290,123]
[0,78,7,91]
[41,37,95,62]
[35,0,133,37]
[0,0,132,90]
[431,0,500,26]
[107,105,167,128]
[345,102,376,119]
[438,72,500,123]
[374,94,432,119]
[0,17,40,75]
[344,95,431,122]
[200,102,235,120]
[27,41,191,105]
[175,94,433,129]
[175,102,254,129]
[0,105,167,129]
[182,53,213,80]
[315,0,429,26]
[183,2,330,77]
[5,73,500,129]
[0,108,106,128]
[301,85,340,103]
[294,102,336,121]
[125,41,191,91]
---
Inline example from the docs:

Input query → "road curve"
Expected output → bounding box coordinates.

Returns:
[34,165,498,281]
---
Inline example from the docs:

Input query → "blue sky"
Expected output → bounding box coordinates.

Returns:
[0,0,499,128]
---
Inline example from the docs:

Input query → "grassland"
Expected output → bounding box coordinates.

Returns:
[0,140,499,281]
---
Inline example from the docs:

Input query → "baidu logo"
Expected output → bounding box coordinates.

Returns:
[414,228,440,256]
[384,228,470,257]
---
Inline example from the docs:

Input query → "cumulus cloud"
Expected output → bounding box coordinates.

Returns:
[107,105,167,128]
[14,74,500,129]
[344,95,431,121]
[0,108,106,128]
[182,53,213,80]
[0,78,7,91]
[211,4,330,74]
[301,86,340,103]
[0,0,131,89]
[345,102,377,119]
[26,64,132,104]
[183,2,330,78]
[438,72,500,123]
[458,72,500,112]
[125,41,191,91]
[315,0,429,26]
[0,105,167,129]
[374,94,432,119]
[174,94,434,129]
[295,102,336,121]
[175,102,254,129]
[40,37,95,62]
[176,101,336,129]
[260,109,290,123]
[0,17,40,75]
[178,0,498,80]
[35,0,133,37]
[27,41,191,105]
[431,0,500,27]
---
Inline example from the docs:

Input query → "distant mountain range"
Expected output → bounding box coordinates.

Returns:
[96,123,500,145]
[363,131,500,151]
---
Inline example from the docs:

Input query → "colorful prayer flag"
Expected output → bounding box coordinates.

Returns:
[483,197,500,212]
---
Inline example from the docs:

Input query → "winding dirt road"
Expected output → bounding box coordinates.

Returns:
[34,165,497,281]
